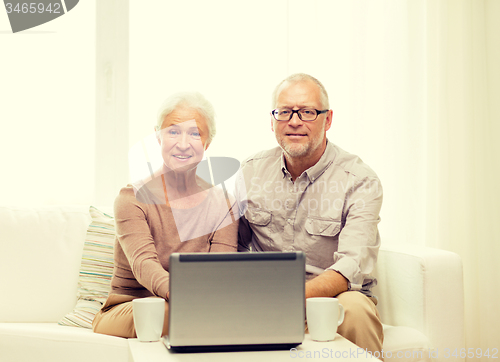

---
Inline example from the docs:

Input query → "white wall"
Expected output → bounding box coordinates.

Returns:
[0,0,96,205]
[128,0,288,164]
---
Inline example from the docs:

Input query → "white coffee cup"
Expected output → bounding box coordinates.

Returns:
[132,297,165,342]
[306,297,345,341]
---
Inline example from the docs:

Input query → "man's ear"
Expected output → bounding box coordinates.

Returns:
[271,114,275,132]
[324,109,333,132]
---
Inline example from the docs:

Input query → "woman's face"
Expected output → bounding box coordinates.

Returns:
[157,107,210,173]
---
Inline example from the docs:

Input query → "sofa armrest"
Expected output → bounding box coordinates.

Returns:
[372,244,465,359]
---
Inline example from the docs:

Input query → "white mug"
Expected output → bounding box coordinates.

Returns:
[132,297,165,342]
[306,297,345,341]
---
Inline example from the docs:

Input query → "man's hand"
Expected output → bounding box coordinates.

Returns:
[305,270,349,299]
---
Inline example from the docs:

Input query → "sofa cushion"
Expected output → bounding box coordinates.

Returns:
[0,205,90,322]
[59,206,115,328]
[0,323,129,362]
[383,324,431,361]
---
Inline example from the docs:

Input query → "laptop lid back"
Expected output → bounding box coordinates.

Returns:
[167,252,305,351]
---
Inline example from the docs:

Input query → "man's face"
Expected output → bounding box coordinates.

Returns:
[271,80,332,160]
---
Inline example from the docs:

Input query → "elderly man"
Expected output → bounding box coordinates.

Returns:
[237,73,384,356]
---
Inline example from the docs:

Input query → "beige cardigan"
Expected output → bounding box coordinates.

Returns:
[110,181,239,299]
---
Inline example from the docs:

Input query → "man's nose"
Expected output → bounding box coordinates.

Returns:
[288,112,303,127]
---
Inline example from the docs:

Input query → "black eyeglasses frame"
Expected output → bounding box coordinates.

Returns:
[271,108,329,122]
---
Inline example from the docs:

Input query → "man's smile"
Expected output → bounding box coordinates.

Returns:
[286,133,307,138]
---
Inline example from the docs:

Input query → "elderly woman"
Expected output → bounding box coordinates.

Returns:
[92,92,238,338]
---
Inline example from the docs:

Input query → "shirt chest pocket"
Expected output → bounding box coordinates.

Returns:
[246,208,272,226]
[305,217,341,269]
[305,217,341,237]
[246,208,278,241]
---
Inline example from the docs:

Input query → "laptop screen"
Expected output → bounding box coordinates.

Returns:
[167,251,305,351]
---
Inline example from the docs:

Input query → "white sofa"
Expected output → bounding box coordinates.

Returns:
[0,205,464,362]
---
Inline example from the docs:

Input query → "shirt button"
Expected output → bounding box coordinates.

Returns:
[288,218,292,224]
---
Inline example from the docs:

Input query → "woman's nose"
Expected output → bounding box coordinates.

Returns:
[177,132,190,149]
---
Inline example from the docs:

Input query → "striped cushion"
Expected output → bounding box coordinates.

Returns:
[59,206,115,328]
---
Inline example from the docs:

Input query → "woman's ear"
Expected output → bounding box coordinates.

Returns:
[155,127,161,145]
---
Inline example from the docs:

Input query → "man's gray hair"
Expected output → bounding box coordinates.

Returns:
[272,73,330,109]
[156,91,216,144]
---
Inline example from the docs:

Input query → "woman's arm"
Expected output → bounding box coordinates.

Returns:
[209,197,239,252]
[114,187,170,299]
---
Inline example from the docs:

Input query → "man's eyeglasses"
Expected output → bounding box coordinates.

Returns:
[271,108,328,122]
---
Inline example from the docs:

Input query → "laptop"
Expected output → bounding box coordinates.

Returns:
[164,251,305,352]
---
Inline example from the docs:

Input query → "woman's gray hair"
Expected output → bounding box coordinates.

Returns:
[156,91,216,144]
[272,73,330,109]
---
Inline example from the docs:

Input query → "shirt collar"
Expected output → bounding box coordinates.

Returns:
[306,139,335,182]
[280,139,336,182]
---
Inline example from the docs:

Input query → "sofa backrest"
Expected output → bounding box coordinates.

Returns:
[0,205,91,322]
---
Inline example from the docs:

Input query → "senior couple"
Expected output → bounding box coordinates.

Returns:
[92,73,384,357]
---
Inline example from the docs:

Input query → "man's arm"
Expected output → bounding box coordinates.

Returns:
[305,270,349,298]
[328,176,383,291]
[306,176,383,296]
[237,214,253,251]
[234,168,253,251]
